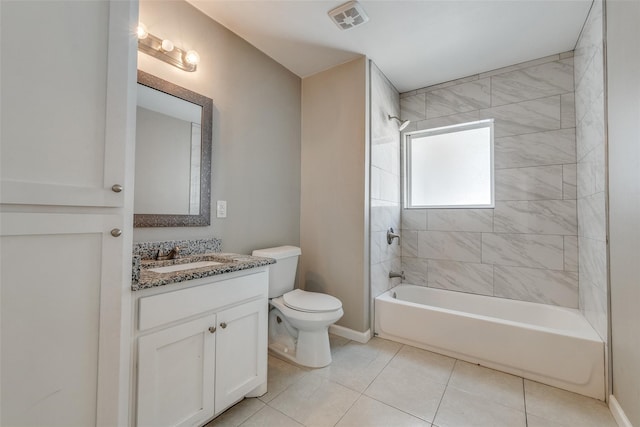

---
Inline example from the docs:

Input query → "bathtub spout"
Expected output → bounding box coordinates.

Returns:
[389,270,405,280]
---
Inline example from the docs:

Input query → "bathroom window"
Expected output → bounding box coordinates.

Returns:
[404,120,494,208]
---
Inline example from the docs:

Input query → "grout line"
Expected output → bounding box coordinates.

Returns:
[431,358,458,426]
[523,379,529,427]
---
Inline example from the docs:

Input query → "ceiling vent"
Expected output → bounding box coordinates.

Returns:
[328,1,369,31]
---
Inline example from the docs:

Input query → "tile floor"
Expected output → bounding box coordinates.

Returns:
[206,336,617,427]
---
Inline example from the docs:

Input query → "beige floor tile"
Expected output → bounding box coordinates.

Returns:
[329,333,351,349]
[268,372,360,426]
[240,406,302,427]
[259,355,309,403]
[205,398,265,427]
[447,360,524,411]
[526,413,572,427]
[433,387,526,427]
[314,337,402,392]
[364,347,452,422]
[336,395,431,427]
[524,380,617,427]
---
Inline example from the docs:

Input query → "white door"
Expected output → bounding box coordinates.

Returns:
[0,213,125,427]
[137,316,217,427]
[215,299,268,413]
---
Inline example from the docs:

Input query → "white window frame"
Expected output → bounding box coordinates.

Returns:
[404,119,495,209]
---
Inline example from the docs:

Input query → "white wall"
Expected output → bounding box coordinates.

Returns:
[135,0,301,254]
[300,57,369,332]
[606,1,640,424]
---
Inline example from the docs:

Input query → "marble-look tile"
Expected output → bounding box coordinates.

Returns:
[427,209,493,232]
[371,205,400,232]
[576,92,605,161]
[427,260,493,296]
[336,395,431,427]
[574,1,603,84]
[365,347,453,422]
[401,230,418,257]
[314,338,401,393]
[401,257,427,286]
[494,129,576,169]
[494,266,578,308]
[563,164,577,200]
[205,398,265,427]
[240,406,302,427]
[379,168,400,203]
[491,61,574,106]
[433,387,526,427]
[426,78,490,118]
[418,231,482,263]
[370,166,382,201]
[578,236,607,292]
[559,51,574,60]
[419,74,480,93]
[372,230,401,264]
[268,373,359,427]
[564,236,578,272]
[495,165,563,201]
[258,356,308,403]
[482,233,564,270]
[400,93,426,121]
[480,96,560,138]
[561,93,576,128]
[575,51,605,121]
[580,279,608,341]
[371,141,399,175]
[400,90,417,98]
[415,111,480,131]
[402,209,427,231]
[524,380,617,427]
[479,54,560,79]
[448,361,525,412]
[371,259,401,297]
[577,148,597,198]
[493,200,577,235]
[577,192,606,241]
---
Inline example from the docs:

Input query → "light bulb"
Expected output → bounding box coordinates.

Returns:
[136,22,148,39]
[161,39,174,52]
[184,50,200,65]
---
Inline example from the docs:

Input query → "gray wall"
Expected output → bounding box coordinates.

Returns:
[134,0,301,254]
[607,0,640,424]
[574,0,608,342]
[300,57,369,333]
[369,61,401,306]
[399,53,578,308]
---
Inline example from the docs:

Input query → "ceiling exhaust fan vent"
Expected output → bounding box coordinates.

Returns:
[328,1,369,31]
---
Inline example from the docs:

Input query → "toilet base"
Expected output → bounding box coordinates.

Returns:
[269,328,333,368]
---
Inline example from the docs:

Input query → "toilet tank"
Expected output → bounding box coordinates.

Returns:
[252,246,302,298]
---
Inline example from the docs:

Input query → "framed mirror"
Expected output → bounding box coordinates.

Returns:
[134,70,213,227]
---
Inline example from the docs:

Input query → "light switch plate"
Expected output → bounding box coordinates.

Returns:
[216,200,227,218]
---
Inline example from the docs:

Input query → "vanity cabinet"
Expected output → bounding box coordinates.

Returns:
[135,269,268,427]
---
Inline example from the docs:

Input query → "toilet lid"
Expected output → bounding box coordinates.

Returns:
[283,289,342,313]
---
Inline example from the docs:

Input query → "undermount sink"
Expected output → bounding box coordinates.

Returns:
[148,261,224,274]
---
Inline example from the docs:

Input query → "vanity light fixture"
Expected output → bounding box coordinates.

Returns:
[388,115,411,131]
[137,22,199,72]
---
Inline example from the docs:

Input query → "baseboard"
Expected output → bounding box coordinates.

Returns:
[329,324,371,343]
[610,395,634,427]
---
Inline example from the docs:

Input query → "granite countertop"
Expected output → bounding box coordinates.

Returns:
[132,252,275,291]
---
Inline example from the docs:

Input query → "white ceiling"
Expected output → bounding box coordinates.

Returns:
[187,0,592,93]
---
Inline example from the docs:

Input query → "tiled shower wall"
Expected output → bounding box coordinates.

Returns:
[575,0,607,340]
[399,52,579,308]
[370,61,401,302]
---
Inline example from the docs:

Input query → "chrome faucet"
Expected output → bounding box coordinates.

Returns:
[156,246,180,260]
[387,227,400,245]
[389,270,405,280]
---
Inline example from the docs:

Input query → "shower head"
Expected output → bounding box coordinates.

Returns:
[388,115,410,131]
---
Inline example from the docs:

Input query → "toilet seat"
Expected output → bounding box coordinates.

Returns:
[283,289,342,313]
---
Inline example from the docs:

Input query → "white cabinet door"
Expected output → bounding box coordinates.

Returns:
[0,213,126,427]
[137,315,217,427]
[215,299,268,413]
[0,0,135,207]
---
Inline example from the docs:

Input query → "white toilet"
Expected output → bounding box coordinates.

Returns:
[252,246,343,368]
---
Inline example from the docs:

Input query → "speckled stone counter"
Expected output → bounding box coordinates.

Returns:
[131,237,274,291]
[133,253,275,291]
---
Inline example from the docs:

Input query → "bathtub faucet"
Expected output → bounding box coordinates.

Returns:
[387,228,400,245]
[389,270,405,280]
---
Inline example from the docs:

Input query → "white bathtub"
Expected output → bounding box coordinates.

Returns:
[375,284,605,400]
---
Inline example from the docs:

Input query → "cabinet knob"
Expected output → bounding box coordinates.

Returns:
[220,322,227,329]
[111,184,123,193]
[110,228,122,237]
[208,326,216,334]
